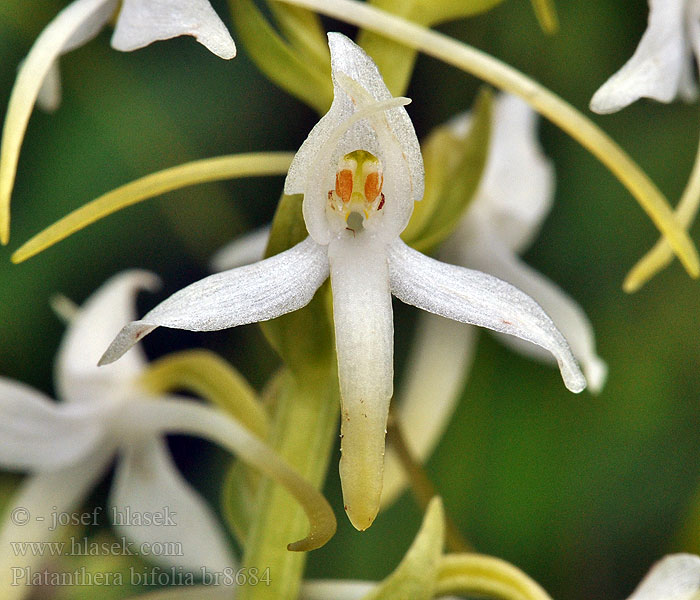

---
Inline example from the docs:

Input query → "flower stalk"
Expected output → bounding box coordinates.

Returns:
[139,349,269,439]
[273,0,700,279]
[237,369,339,600]
[0,0,117,245]
[529,0,559,35]
[624,121,700,292]
[12,152,294,263]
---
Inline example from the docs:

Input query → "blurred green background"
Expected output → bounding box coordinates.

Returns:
[2,1,700,599]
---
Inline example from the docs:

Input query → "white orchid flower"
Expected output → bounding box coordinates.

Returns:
[625,554,700,600]
[0,0,236,244]
[590,0,700,114]
[0,271,337,600]
[381,93,607,506]
[0,271,233,599]
[212,93,606,510]
[101,33,586,531]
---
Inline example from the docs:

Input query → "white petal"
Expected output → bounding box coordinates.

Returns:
[301,580,377,600]
[0,447,113,600]
[457,93,555,254]
[56,270,160,404]
[27,0,117,113]
[590,0,689,113]
[328,236,393,531]
[111,0,236,59]
[627,554,700,600]
[462,233,607,393]
[677,15,699,103]
[35,60,62,112]
[0,0,117,243]
[387,239,586,393]
[685,3,700,99]
[381,314,477,507]
[109,436,235,572]
[100,237,329,365]
[285,33,423,244]
[209,225,270,272]
[62,0,119,52]
[0,378,107,471]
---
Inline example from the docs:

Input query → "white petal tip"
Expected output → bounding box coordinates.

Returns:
[589,81,675,115]
[127,271,162,294]
[584,357,608,395]
[198,37,236,60]
[560,359,586,394]
[214,45,236,60]
[589,90,626,115]
[565,372,587,394]
[99,322,156,366]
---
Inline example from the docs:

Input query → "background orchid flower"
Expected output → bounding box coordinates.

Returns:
[0,271,234,600]
[443,94,607,391]
[100,32,586,532]
[0,0,236,245]
[381,93,607,506]
[590,0,700,114]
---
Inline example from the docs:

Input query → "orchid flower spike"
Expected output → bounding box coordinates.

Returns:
[382,93,607,506]
[0,0,235,245]
[590,0,700,114]
[101,33,586,531]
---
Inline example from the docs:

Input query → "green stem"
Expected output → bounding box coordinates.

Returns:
[237,368,339,600]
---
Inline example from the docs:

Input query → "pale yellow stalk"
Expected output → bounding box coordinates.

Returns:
[0,0,119,245]
[12,152,294,263]
[140,349,269,439]
[530,0,559,35]
[624,128,700,292]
